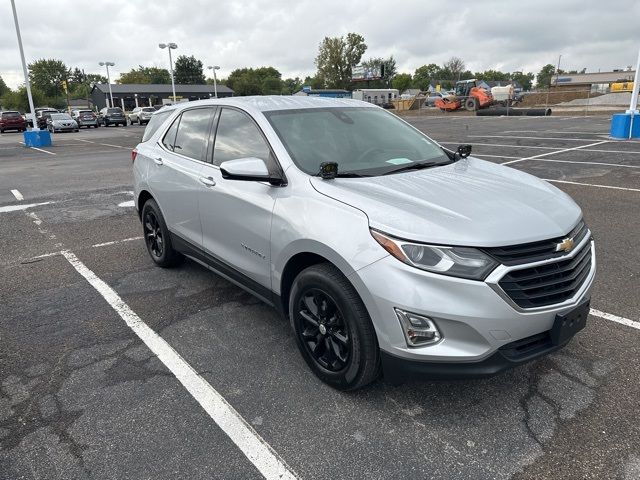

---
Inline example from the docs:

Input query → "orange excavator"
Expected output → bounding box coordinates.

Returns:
[434,79,493,112]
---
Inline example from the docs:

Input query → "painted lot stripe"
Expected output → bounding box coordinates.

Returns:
[60,250,297,480]
[438,141,561,151]
[0,201,52,213]
[472,154,520,159]
[18,143,56,155]
[99,143,130,149]
[590,309,640,330]
[501,141,609,165]
[469,135,607,142]
[543,179,640,192]
[10,189,24,201]
[92,236,142,248]
[527,158,640,169]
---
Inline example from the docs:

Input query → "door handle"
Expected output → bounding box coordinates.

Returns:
[199,176,216,187]
[153,157,163,165]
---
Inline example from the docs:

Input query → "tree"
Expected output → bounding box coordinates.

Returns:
[536,64,557,89]
[117,67,171,84]
[225,67,283,96]
[392,73,413,92]
[174,55,206,84]
[28,58,68,98]
[443,56,465,81]
[282,77,303,95]
[413,64,441,90]
[0,76,9,98]
[0,86,48,112]
[315,33,367,89]
[303,75,324,89]
[511,71,535,91]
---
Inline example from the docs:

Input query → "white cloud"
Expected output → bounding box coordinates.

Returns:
[1,0,638,89]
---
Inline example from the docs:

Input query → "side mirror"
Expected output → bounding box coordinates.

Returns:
[220,157,283,185]
[457,144,472,158]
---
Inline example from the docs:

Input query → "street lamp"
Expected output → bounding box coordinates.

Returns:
[208,65,220,98]
[159,42,178,103]
[99,61,115,108]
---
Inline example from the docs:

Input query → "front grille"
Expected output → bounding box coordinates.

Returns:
[483,220,588,265]
[498,239,592,308]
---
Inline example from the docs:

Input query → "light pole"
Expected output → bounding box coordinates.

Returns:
[99,61,115,107]
[208,65,220,98]
[10,0,38,131]
[159,42,178,103]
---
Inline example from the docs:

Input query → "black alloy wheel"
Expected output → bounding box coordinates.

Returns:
[143,209,163,259]
[298,288,351,372]
[140,199,183,268]
[290,263,380,390]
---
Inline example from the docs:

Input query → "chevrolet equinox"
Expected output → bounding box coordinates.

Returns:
[132,97,595,390]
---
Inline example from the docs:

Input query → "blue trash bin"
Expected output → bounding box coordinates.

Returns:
[610,113,632,139]
[23,129,52,147]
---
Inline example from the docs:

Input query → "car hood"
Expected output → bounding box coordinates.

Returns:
[309,157,581,247]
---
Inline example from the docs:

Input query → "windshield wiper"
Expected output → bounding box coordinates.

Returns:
[334,172,368,178]
[382,161,439,175]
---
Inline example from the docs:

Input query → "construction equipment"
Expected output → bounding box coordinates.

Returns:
[434,79,493,112]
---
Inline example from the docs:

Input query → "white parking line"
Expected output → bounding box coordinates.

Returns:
[0,201,52,213]
[438,141,561,151]
[60,250,297,480]
[501,141,609,165]
[543,179,640,192]
[526,159,640,169]
[99,143,130,149]
[92,236,142,248]
[27,145,56,155]
[472,154,520,159]
[469,135,606,142]
[590,309,640,330]
[10,189,24,201]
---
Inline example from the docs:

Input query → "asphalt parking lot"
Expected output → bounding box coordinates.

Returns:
[1,115,639,480]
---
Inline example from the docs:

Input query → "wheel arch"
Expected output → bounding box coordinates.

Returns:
[137,189,154,219]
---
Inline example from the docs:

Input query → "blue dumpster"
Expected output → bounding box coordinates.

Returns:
[23,129,52,147]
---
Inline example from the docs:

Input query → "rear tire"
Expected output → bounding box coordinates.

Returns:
[289,263,380,391]
[141,199,183,268]
[465,98,478,111]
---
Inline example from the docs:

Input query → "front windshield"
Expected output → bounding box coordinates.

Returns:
[51,113,72,120]
[265,107,449,176]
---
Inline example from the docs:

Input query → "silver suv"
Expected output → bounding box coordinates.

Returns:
[132,97,595,390]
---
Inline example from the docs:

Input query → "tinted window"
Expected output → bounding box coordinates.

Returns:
[213,108,270,166]
[162,115,180,151]
[2,112,21,119]
[173,108,214,160]
[107,108,122,114]
[142,107,155,112]
[142,111,171,142]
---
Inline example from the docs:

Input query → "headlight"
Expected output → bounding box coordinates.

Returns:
[370,229,498,280]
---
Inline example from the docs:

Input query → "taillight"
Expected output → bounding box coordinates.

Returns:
[131,148,138,163]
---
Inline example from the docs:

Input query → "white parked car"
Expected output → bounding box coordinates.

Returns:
[128,107,156,125]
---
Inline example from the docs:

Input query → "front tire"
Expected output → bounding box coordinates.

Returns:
[141,199,183,268]
[289,263,379,390]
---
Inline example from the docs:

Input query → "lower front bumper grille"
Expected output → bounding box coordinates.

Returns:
[498,240,593,308]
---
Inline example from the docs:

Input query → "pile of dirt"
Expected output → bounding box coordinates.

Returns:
[518,91,602,107]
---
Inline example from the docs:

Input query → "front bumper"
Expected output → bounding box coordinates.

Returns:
[349,239,596,375]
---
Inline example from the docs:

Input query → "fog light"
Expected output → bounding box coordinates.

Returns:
[394,309,442,347]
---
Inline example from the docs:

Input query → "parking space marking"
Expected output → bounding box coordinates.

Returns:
[438,141,562,151]
[92,236,142,248]
[472,154,520,159]
[10,189,24,201]
[18,142,56,155]
[118,200,135,207]
[590,309,640,330]
[470,135,606,142]
[99,143,130,149]
[527,158,640,169]
[0,201,52,214]
[60,250,298,480]
[543,179,640,192]
[501,141,609,165]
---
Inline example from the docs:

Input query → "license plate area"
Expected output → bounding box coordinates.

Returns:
[551,300,590,345]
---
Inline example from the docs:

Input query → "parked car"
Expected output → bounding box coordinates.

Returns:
[71,109,99,129]
[0,110,27,133]
[36,108,59,129]
[46,113,79,133]
[132,97,595,390]
[425,91,451,107]
[99,107,127,127]
[128,106,156,125]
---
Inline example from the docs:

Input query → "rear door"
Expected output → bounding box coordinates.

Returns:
[147,107,215,246]
[197,107,279,293]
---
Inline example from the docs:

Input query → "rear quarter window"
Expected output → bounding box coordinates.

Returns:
[142,111,172,142]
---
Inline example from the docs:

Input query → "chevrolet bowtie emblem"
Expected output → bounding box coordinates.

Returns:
[556,237,575,253]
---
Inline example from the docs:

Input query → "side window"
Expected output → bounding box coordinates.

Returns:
[162,115,180,151]
[142,110,171,142]
[212,108,271,166]
[173,108,214,161]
